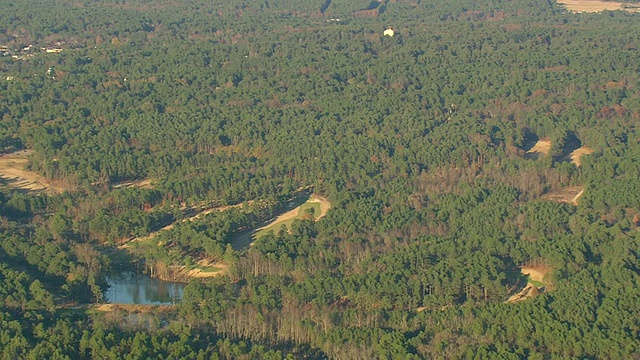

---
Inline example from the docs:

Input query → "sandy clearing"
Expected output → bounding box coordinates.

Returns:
[521,266,549,284]
[506,265,551,303]
[506,284,539,303]
[255,206,301,232]
[113,179,154,189]
[186,260,229,278]
[568,146,593,167]
[557,0,640,12]
[543,186,584,205]
[95,303,174,312]
[526,139,550,156]
[0,150,66,194]
[255,195,331,233]
[309,195,331,219]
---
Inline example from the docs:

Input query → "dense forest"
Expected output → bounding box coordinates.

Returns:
[1,0,639,358]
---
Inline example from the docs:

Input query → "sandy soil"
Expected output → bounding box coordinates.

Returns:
[255,195,331,232]
[309,195,332,219]
[557,0,640,12]
[113,179,154,189]
[0,150,66,194]
[506,284,539,303]
[568,147,593,167]
[186,260,229,278]
[506,265,551,303]
[521,266,549,284]
[95,303,174,312]
[256,206,302,232]
[543,186,584,205]
[526,140,551,156]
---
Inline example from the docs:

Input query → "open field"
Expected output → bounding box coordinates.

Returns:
[0,150,66,194]
[557,0,640,12]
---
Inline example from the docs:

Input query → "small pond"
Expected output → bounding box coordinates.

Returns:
[104,271,185,305]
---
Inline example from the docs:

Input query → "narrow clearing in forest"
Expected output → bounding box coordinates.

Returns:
[557,0,640,12]
[0,150,66,194]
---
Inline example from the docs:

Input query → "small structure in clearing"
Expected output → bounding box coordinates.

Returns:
[384,28,395,37]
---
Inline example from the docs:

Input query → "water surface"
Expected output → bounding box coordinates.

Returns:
[105,271,184,305]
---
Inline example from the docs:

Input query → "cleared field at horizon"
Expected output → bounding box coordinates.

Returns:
[557,0,640,12]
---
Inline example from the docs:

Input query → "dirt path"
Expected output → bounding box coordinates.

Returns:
[230,194,332,250]
[558,0,640,12]
[0,150,66,194]
[570,188,584,205]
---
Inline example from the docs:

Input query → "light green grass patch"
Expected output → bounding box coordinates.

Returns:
[194,265,222,273]
[528,278,545,288]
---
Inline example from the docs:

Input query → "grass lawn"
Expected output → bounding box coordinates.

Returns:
[528,278,545,288]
